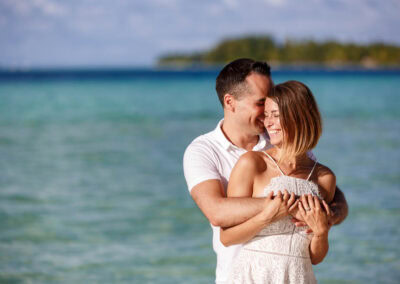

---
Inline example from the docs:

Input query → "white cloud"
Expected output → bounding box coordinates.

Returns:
[2,0,67,16]
[0,0,399,67]
[2,0,32,15]
[152,0,180,8]
[262,0,286,7]
[222,0,239,9]
[32,0,67,16]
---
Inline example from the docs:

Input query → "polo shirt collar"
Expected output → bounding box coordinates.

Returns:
[214,119,270,151]
[254,132,269,151]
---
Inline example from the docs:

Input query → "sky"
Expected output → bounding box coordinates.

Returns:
[1,0,399,68]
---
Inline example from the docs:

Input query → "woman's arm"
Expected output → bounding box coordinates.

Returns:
[299,168,336,264]
[299,195,330,265]
[221,191,296,246]
[220,152,296,246]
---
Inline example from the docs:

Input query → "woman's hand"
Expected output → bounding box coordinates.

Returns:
[261,190,297,224]
[298,194,330,237]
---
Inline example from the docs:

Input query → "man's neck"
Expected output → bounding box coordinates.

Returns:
[221,119,260,151]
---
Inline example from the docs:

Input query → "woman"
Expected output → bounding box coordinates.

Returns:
[220,81,336,283]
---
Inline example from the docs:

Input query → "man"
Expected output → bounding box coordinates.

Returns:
[183,58,348,283]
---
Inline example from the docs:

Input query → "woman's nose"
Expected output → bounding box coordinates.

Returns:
[264,117,273,127]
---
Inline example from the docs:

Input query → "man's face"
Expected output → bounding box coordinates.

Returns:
[233,73,272,135]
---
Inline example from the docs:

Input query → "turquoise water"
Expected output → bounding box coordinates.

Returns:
[0,70,399,283]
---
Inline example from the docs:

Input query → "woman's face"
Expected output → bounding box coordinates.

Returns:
[264,98,283,146]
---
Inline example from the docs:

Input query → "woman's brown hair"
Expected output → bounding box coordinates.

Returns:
[268,80,322,162]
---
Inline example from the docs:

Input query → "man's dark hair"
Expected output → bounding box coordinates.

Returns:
[215,58,271,107]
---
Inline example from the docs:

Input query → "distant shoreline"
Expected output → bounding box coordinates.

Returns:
[2,64,400,73]
[0,66,399,82]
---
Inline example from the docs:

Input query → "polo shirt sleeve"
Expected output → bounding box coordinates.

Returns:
[183,140,221,193]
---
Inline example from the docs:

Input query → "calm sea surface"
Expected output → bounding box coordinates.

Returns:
[0,69,399,283]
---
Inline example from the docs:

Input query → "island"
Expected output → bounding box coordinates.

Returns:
[158,35,400,68]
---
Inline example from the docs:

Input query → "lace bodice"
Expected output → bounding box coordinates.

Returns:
[257,176,321,237]
[244,175,321,256]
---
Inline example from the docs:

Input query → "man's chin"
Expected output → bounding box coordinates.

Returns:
[255,126,266,135]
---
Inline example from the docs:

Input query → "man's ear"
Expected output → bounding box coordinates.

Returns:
[224,93,235,112]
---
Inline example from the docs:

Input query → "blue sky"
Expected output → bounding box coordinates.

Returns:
[1,0,399,68]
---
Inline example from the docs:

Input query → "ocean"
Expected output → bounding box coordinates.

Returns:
[0,69,399,283]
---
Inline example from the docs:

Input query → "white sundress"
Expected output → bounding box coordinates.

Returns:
[227,152,321,284]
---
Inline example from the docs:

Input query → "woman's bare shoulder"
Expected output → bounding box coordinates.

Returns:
[236,151,268,172]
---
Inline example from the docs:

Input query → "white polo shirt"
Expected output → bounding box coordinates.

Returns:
[183,119,271,283]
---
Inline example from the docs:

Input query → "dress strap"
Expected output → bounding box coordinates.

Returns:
[263,152,285,176]
[306,161,318,181]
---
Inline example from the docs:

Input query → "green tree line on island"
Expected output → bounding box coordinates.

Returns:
[158,36,400,67]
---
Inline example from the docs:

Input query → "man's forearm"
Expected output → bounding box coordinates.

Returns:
[191,180,267,228]
[330,187,348,225]
[211,196,266,228]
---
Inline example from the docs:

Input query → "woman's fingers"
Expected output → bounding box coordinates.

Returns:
[307,194,315,210]
[301,195,310,211]
[314,196,321,210]
[283,190,289,202]
[298,201,306,216]
[289,199,298,212]
[322,200,333,228]
[287,192,296,207]
[322,200,331,215]
[276,190,283,200]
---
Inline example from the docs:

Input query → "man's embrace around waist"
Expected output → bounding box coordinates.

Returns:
[183,58,348,283]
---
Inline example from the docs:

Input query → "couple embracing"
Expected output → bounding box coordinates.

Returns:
[183,58,348,283]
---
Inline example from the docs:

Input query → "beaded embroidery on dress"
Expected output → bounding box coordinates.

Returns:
[227,152,322,284]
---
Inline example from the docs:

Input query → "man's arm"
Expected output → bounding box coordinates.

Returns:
[329,186,348,225]
[184,141,268,228]
[191,180,266,228]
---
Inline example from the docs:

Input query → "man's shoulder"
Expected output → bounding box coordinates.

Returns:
[183,127,223,190]
[185,129,219,153]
